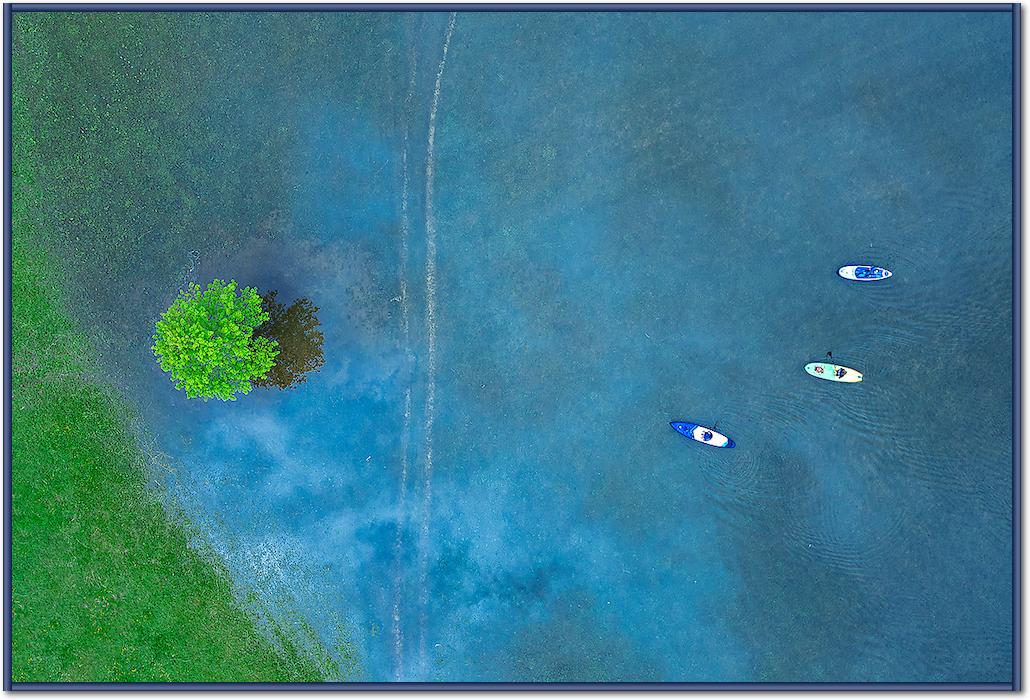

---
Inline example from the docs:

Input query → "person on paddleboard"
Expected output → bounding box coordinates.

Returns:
[826,351,846,378]
[704,420,722,441]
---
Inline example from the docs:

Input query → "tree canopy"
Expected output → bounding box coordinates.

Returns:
[153,280,279,401]
[253,291,325,390]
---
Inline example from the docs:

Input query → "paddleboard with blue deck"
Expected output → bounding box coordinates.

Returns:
[838,264,892,281]
[671,421,735,448]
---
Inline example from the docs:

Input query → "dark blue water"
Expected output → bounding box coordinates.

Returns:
[81,11,1013,682]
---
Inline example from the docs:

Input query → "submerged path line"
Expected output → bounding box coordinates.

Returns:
[392,387,412,679]
[391,36,419,683]
[418,11,456,678]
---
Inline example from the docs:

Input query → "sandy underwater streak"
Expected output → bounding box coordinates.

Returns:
[391,23,420,683]
[418,11,457,680]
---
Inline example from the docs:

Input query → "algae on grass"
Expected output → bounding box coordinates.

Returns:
[9,11,304,360]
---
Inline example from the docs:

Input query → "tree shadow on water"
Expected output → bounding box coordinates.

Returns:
[254,290,325,390]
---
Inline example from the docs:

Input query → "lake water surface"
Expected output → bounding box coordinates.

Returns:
[62,10,1013,682]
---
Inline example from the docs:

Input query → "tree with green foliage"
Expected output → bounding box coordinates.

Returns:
[153,279,279,401]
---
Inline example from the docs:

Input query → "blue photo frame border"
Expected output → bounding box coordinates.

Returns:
[2,2,1021,691]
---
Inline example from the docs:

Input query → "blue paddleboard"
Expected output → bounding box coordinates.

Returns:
[838,264,892,281]
[671,421,735,448]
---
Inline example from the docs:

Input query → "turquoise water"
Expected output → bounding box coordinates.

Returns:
[65,10,1013,682]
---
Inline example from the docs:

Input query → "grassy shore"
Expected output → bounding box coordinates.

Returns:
[11,12,339,683]
[12,246,336,682]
